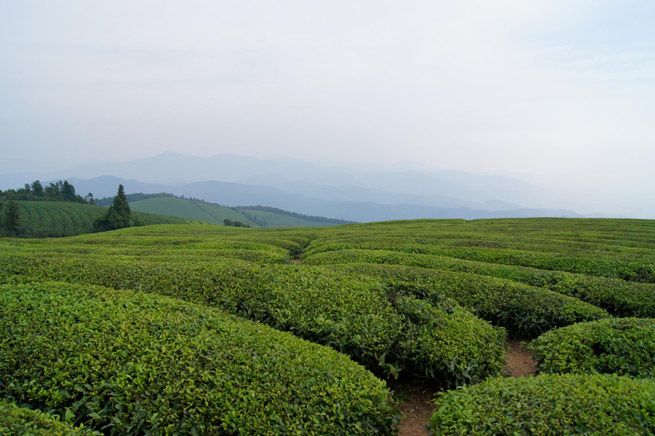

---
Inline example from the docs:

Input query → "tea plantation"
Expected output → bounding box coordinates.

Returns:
[1,218,654,434]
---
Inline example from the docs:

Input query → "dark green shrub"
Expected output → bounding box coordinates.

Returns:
[0,401,89,435]
[0,282,396,435]
[431,374,655,435]
[306,248,655,317]
[0,255,505,385]
[322,262,608,338]
[393,296,505,386]
[530,317,655,377]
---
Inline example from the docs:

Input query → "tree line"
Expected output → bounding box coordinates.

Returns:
[0,182,132,236]
[0,180,94,204]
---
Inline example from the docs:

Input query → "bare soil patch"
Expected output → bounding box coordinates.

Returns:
[505,339,537,377]
[391,379,438,436]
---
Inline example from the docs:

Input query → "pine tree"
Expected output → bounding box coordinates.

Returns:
[61,181,76,201]
[3,200,20,236]
[94,185,131,231]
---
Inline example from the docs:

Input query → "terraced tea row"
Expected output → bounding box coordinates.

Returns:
[2,219,655,434]
[0,282,395,435]
[0,255,505,385]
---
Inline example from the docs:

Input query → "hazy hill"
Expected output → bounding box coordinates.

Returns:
[120,194,351,228]
[70,175,579,222]
[59,152,555,208]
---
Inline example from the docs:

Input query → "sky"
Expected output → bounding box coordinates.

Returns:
[1,1,654,214]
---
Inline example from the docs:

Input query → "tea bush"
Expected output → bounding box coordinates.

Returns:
[305,249,655,317]
[431,374,655,435]
[320,262,608,337]
[0,282,396,435]
[0,255,505,385]
[530,317,655,377]
[0,401,89,435]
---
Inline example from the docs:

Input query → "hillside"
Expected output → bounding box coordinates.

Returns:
[59,173,581,222]
[125,194,351,228]
[4,200,188,237]
[236,205,351,227]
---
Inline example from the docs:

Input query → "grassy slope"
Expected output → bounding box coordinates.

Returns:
[129,197,260,227]
[129,196,347,228]
[237,206,348,228]
[10,201,187,237]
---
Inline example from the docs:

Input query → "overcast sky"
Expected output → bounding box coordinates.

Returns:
[1,0,654,210]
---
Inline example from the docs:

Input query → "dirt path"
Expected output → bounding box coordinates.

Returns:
[395,341,537,435]
[393,380,436,436]
[505,339,537,377]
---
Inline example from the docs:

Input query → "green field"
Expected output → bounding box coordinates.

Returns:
[127,195,350,228]
[4,200,188,237]
[1,218,654,433]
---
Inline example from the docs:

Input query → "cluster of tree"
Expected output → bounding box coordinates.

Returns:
[0,201,20,236]
[94,185,132,231]
[224,219,250,228]
[0,180,94,204]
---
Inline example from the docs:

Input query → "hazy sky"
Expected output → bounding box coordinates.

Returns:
[1,1,654,198]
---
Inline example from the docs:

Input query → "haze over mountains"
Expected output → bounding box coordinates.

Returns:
[0,152,581,222]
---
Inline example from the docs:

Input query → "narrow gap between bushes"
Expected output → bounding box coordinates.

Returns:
[504,339,537,377]
[393,340,537,435]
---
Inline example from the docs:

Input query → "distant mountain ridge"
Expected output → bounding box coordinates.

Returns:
[0,153,581,221]
[69,175,579,222]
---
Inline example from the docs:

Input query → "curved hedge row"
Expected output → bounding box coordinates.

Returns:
[317,262,608,338]
[530,318,655,377]
[0,255,505,385]
[0,401,87,435]
[305,248,655,317]
[0,282,396,435]
[431,374,655,435]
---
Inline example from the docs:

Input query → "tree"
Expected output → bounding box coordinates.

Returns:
[3,200,20,236]
[94,185,131,231]
[31,180,44,197]
[61,181,76,201]
[45,181,63,199]
[84,192,95,204]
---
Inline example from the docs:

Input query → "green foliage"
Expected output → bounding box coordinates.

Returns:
[307,248,655,318]
[530,317,655,377]
[224,218,250,227]
[2,200,20,236]
[323,263,608,338]
[94,185,131,231]
[1,179,90,203]
[430,374,655,435]
[0,254,505,385]
[127,195,260,227]
[2,201,186,237]
[392,295,506,385]
[124,194,349,228]
[237,206,351,228]
[31,180,44,196]
[0,282,396,435]
[0,401,89,435]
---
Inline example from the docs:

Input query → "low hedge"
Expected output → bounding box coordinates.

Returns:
[430,374,655,435]
[0,282,396,435]
[0,255,505,385]
[392,295,506,386]
[305,248,655,318]
[530,318,655,377]
[0,401,88,435]
[320,262,608,338]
